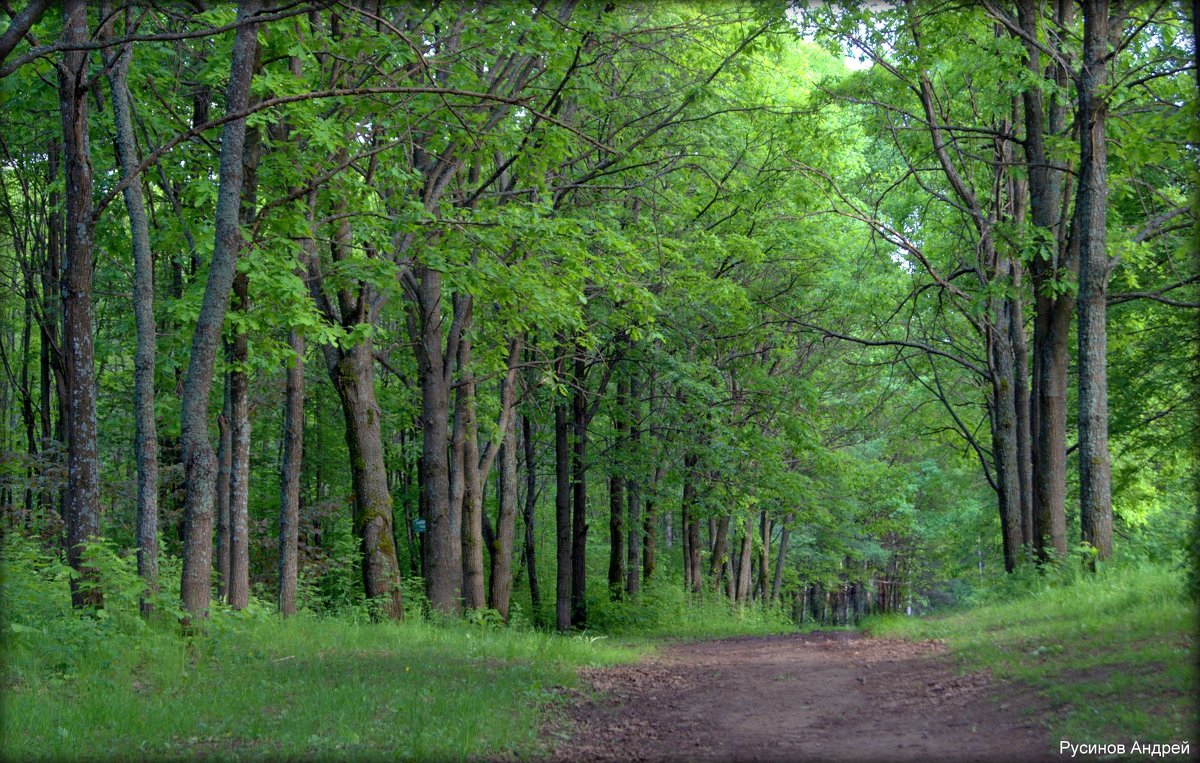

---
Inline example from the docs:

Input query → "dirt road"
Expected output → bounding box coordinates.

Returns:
[550,631,1054,762]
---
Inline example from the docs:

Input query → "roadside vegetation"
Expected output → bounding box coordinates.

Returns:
[866,560,1197,748]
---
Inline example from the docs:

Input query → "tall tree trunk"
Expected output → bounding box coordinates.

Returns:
[642,464,663,584]
[522,404,541,622]
[681,453,702,595]
[226,282,251,611]
[328,339,403,619]
[179,0,261,618]
[554,384,572,631]
[681,457,694,591]
[736,515,753,603]
[625,369,642,596]
[1017,0,1072,563]
[277,330,303,616]
[490,413,518,620]
[608,377,626,598]
[758,512,771,604]
[1011,267,1034,552]
[709,514,730,595]
[58,0,101,608]
[225,105,260,611]
[1076,0,1115,561]
[416,267,460,615]
[215,379,232,598]
[771,515,792,603]
[570,353,588,627]
[459,328,487,612]
[101,18,158,609]
[990,298,1023,573]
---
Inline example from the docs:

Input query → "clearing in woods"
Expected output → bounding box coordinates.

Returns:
[550,631,1054,762]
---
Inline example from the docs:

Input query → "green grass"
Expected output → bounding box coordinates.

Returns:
[0,536,796,760]
[864,563,1197,749]
[2,605,644,761]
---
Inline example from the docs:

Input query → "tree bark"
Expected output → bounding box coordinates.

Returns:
[681,453,702,595]
[458,328,487,612]
[101,17,158,609]
[328,339,403,618]
[416,267,460,615]
[522,403,541,622]
[990,290,1023,573]
[58,0,101,608]
[554,385,572,631]
[227,305,250,610]
[1076,0,1115,561]
[570,353,589,627]
[215,379,232,598]
[642,464,663,584]
[736,515,753,603]
[0,0,50,68]
[608,377,626,598]
[709,514,730,595]
[490,412,518,620]
[179,0,261,619]
[277,329,303,616]
[1011,264,1034,552]
[771,515,791,603]
[758,511,771,603]
[1017,0,1072,562]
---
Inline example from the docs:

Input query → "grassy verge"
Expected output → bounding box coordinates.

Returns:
[0,536,648,761]
[0,537,795,760]
[864,563,1197,751]
[2,608,645,761]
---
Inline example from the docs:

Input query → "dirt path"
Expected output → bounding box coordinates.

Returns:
[549,631,1055,762]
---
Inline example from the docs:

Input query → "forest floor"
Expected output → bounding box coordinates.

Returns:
[545,631,1055,762]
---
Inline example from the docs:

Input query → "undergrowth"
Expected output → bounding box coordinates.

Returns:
[0,535,640,760]
[0,535,796,760]
[865,562,1197,754]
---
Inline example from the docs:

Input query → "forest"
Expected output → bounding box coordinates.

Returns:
[0,1,1196,760]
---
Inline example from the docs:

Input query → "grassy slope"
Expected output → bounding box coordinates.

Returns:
[865,564,1197,748]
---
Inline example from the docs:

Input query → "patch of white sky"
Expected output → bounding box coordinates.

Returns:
[785,2,893,72]
[785,3,913,272]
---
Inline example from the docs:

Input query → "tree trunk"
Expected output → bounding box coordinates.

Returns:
[58,0,101,608]
[101,20,158,609]
[328,340,403,619]
[490,413,518,620]
[554,389,572,631]
[642,464,663,584]
[225,103,260,611]
[215,379,232,598]
[570,353,588,627]
[681,453,702,595]
[416,267,460,615]
[1076,0,1115,561]
[736,515,753,603]
[522,406,541,622]
[459,329,487,612]
[709,514,730,595]
[608,377,626,598]
[990,294,1023,573]
[758,511,771,603]
[277,330,303,616]
[1010,266,1034,552]
[771,515,791,603]
[1018,0,1072,563]
[226,277,251,610]
[179,0,261,619]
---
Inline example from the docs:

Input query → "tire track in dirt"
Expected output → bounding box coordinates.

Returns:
[547,631,1055,762]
